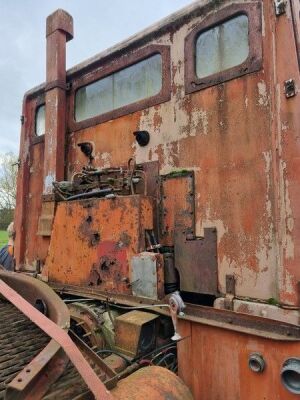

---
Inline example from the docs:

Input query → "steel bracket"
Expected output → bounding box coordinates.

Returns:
[224,274,236,310]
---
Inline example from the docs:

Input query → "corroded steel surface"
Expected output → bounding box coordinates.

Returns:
[114,310,158,357]
[45,196,153,290]
[175,227,218,294]
[50,282,300,342]
[0,272,70,399]
[273,0,300,305]
[177,319,300,399]
[111,366,193,400]
[159,172,195,245]
[43,9,73,195]
[0,270,69,326]
[10,1,300,398]
[14,0,300,307]
[68,301,105,350]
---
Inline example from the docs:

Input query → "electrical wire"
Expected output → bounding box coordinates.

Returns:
[96,349,131,366]
[105,303,170,310]
[63,298,98,303]
[64,298,170,310]
[133,341,180,363]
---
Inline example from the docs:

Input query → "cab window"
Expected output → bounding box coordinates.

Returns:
[196,14,249,79]
[75,54,162,122]
[35,104,45,136]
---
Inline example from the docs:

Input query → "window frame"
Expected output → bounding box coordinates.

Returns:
[68,45,171,132]
[32,95,45,144]
[185,2,262,94]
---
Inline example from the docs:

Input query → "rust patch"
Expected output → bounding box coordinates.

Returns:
[119,232,132,248]
[78,210,101,247]
[159,171,195,245]
[45,196,153,293]
[88,241,130,293]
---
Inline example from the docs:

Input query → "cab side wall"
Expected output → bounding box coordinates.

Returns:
[14,0,300,306]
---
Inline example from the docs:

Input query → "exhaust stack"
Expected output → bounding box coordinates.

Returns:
[43,9,73,194]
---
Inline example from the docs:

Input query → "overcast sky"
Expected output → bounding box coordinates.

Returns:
[0,0,194,155]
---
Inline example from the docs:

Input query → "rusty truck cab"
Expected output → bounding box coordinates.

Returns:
[8,0,300,398]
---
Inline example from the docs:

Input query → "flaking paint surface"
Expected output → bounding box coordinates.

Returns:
[178,319,300,400]
[15,0,300,306]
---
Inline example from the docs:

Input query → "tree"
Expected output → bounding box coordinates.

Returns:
[0,152,18,211]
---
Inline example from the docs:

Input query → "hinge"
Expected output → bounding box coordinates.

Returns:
[274,0,287,16]
[284,79,297,98]
[224,274,236,311]
[20,115,25,125]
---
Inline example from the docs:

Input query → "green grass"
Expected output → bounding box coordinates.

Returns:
[0,230,8,248]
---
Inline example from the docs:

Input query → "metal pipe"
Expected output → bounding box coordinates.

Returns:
[43,10,73,194]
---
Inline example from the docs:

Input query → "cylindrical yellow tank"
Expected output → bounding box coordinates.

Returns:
[112,366,193,400]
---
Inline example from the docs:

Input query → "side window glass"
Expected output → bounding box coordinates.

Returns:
[35,104,45,136]
[196,14,249,78]
[184,4,262,94]
[75,54,162,122]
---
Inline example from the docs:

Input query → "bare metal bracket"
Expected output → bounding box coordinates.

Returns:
[224,274,236,311]
[274,0,287,16]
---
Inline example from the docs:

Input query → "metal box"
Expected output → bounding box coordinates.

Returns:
[115,310,158,357]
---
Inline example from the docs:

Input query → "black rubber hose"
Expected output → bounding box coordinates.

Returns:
[96,349,131,365]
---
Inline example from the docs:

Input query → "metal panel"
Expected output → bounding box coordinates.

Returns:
[115,310,158,357]
[37,201,55,236]
[175,227,218,295]
[45,195,153,293]
[159,172,195,246]
[178,319,300,400]
[131,252,164,299]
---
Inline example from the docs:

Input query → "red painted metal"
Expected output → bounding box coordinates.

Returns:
[177,319,300,399]
[43,9,73,194]
[10,1,300,398]
[0,271,70,399]
[6,342,68,400]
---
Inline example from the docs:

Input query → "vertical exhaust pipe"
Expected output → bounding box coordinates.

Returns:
[43,9,73,194]
[15,10,73,267]
[36,9,73,259]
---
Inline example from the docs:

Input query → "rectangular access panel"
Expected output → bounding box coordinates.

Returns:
[45,195,153,294]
